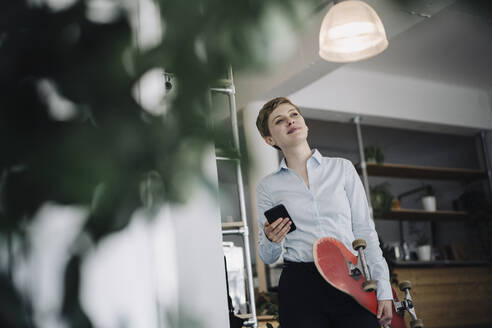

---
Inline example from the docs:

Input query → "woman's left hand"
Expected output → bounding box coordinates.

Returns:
[377,300,393,326]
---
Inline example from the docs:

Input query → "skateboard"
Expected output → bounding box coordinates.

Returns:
[313,237,423,328]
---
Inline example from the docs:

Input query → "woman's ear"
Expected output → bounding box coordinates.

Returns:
[263,136,276,147]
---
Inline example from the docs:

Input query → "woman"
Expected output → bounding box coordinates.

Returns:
[255,97,393,328]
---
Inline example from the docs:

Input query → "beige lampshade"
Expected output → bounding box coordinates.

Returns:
[319,0,388,63]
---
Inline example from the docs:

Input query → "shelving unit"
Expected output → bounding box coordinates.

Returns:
[380,208,469,221]
[354,162,487,181]
[354,161,489,222]
[222,222,245,230]
[390,259,489,267]
[350,115,492,255]
[237,314,279,328]
[212,67,257,328]
[350,117,492,328]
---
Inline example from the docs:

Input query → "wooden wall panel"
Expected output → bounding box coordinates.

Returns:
[394,266,492,328]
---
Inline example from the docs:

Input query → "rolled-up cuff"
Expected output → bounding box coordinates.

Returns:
[376,279,393,300]
[258,232,282,264]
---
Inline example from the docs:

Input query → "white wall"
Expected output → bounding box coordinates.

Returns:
[16,147,229,328]
[82,145,229,328]
[289,66,492,132]
[170,147,229,328]
[81,210,176,328]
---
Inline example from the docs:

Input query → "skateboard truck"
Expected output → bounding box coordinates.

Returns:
[315,237,409,328]
[351,239,424,327]
[346,261,362,280]
[393,280,424,328]
[350,239,378,292]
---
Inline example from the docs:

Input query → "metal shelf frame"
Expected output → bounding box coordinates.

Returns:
[212,66,257,328]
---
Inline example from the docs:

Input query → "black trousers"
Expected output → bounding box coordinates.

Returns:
[278,260,380,328]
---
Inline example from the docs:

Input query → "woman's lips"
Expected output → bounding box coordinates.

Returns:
[288,127,299,134]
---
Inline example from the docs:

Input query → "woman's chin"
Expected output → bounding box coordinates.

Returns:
[291,132,308,141]
[283,138,308,149]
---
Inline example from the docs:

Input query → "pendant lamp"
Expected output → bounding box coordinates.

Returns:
[319,0,388,63]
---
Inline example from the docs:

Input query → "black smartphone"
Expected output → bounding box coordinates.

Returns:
[264,204,296,233]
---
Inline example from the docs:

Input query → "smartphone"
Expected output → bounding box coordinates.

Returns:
[264,204,296,233]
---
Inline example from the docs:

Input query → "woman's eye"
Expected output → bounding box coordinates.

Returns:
[275,119,282,124]
[292,113,298,116]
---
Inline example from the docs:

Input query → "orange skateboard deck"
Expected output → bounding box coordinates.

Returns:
[313,237,406,328]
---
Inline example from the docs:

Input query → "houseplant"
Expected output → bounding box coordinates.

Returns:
[416,234,432,261]
[421,185,436,211]
[0,0,319,326]
[364,145,385,164]
[370,183,393,218]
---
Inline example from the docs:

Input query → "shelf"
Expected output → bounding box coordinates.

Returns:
[236,313,254,320]
[222,221,244,229]
[355,162,487,181]
[391,259,490,268]
[378,208,469,221]
[237,314,275,320]
[215,147,240,161]
[239,315,278,328]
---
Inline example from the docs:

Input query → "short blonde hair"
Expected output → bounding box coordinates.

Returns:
[255,97,301,151]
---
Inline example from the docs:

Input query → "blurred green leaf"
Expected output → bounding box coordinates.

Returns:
[62,255,93,328]
[0,272,34,328]
[0,0,322,326]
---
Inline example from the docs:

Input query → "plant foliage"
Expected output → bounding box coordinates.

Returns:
[0,0,320,326]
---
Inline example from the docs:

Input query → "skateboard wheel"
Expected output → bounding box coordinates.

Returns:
[362,280,377,292]
[410,319,424,328]
[352,238,367,250]
[398,280,412,291]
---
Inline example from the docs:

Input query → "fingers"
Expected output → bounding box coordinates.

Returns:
[264,218,291,243]
[377,301,393,326]
[376,303,383,319]
[380,315,392,326]
[269,218,291,242]
[380,315,391,326]
[267,217,286,232]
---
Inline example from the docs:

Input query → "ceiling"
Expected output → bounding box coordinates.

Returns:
[352,1,492,90]
[263,0,492,97]
[236,0,492,134]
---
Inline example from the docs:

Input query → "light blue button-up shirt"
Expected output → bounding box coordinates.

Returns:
[256,149,392,300]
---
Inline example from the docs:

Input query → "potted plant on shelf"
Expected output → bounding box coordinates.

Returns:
[421,185,436,212]
[257,292,280,327]
[370,183,393,218]
[364,145,385,164]
[416,234,432,261]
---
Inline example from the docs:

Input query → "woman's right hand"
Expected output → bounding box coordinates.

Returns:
[264,218,291,243]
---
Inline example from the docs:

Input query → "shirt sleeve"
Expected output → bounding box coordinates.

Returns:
[343,159,393,300]
[256,182,283,264]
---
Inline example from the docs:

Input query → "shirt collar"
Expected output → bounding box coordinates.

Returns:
[277,148,322,172]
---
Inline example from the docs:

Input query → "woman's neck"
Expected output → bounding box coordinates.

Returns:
[283,142,312,170]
